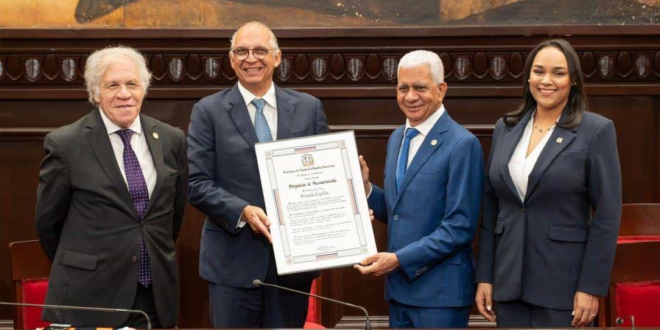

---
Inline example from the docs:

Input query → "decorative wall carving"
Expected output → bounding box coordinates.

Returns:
[2,50,658,86]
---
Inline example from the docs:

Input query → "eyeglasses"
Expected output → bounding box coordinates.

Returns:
[231,47,275,60]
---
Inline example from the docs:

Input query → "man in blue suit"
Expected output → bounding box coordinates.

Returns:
[187,22,328,328]
[355,50,484,328]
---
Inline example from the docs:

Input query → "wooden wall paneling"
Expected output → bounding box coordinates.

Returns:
[655,96,660,202]
[589,97,656,203]
[176,206,210,328]
[0,133,47,320]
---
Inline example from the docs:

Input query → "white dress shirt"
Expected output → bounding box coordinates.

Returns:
[507,112,559,201]
[236,82,279,228]
[366,105,446,197]
[237,82,278,140]
[401,105,446,169]
[99,109,157,197]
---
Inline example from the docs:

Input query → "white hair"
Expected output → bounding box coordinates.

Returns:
[398,50,444,84]
[230,21,280,54]
[84,46,151,104]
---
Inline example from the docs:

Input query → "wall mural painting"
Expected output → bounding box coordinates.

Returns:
[0,0,657,28]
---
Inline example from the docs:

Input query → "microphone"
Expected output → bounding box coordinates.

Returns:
[0,301,151,330]
[253,279,371,330]
[616,315,635,330]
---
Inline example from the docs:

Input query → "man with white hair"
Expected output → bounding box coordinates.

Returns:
[36,46,188,328]
[187,22,328,328]
[355,50,484,328]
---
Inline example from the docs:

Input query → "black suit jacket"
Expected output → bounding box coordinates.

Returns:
[476,110,622,310]
[187,84,328,288]
[35,110,188,327]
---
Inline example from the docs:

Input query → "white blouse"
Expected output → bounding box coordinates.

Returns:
[507,113,558,201]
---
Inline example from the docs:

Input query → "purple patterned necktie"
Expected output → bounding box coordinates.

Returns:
[117,129,151,287]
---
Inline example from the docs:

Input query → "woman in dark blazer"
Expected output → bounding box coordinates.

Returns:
[475,39,622,327]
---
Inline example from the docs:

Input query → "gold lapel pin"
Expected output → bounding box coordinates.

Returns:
[153,132,159,140]
[556,137,563,144]
[431,139,438,146]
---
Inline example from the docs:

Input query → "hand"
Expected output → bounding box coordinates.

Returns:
[572,291,599,327]
[475,283,496,322]
[241,205,272,243]
[353,252,399,276]
[369,209,374,222]
[359,155,372,195]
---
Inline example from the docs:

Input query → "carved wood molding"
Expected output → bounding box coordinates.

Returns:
[0,125,495,140]
[1,50,659,87]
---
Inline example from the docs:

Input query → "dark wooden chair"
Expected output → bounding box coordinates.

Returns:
[598,241,660,327]
[8,239,51,329]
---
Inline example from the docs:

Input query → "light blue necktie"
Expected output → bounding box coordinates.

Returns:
[252,98,273,142]
[395,128,420,194]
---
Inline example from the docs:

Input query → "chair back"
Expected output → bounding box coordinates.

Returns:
[9,240,51,329]
[601,241,660,327]
[618,203,660,242]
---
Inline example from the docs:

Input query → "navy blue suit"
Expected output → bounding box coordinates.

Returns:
[187,84,328,327]
[368,111,484,327]
[476,111,621,325]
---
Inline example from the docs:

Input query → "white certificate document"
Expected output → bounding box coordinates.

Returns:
[255,131,377,275]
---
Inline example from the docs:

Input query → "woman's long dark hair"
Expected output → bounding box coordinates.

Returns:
[504,39,588,128]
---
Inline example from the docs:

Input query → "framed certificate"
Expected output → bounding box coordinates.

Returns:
[255,131,378,275]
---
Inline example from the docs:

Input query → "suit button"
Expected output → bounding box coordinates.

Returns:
[393,215,399,221]
[131,256,137,263]
[521,208,525,213]
[140,222,145,228]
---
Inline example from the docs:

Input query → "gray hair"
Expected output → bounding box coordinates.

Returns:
[84,46,151,104]
[230,21,280,54]
[398,50,444,84]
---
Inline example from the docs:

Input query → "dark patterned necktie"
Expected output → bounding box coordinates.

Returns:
[117,129,151,287]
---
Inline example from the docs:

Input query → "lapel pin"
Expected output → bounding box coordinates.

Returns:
[431,139,438,146]
[153,132,159,140]
[556,137,563,144]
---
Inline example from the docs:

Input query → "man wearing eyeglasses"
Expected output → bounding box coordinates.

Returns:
[187,21,328,328]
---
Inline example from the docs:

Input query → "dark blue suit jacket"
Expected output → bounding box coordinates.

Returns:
[368,111,484,308]
[476,111,622,310]
[187,84,328,288]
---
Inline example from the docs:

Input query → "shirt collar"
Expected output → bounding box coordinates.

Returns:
[237,82,277,110]
[405,104,446,137]
[98,108,143,136]
[529,110,561,130]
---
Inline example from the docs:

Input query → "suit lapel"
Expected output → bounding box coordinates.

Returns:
[498,111,532,204]
[84,109,139,218]
[524,123,577,201]
[227,84,259,149]
[141,115,165,218]
[275,85,295,140]
[385,127,403,207]
[392,112,450,209]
